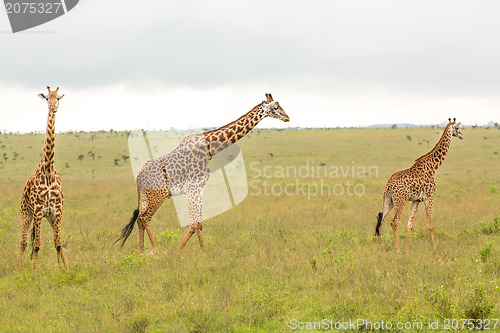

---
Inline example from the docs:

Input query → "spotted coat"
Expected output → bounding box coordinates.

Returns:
[116,93,290,252]
[375,119,463,250]
[19,87,66,269]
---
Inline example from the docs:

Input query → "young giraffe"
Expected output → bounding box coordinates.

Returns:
[116,93,290,252]
[19,87,66,269]
[375,118,463,251]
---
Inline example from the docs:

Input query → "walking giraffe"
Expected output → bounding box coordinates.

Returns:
[19,87,66,268]
[375,118,463,250]
[116,93,290,252]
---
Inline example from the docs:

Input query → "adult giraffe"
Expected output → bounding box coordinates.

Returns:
[375,118,463,250]
[20,87,66,268]
[116,93,290,252]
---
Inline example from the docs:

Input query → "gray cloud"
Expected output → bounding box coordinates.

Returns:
[1,0,499,97]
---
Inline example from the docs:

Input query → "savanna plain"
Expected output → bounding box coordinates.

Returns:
[0,127,499,332]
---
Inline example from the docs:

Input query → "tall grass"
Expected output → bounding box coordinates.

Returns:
[0,127,498,331]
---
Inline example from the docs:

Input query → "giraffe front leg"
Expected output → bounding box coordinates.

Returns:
[31,213,42,269]
[405,201,420,248]
[178,224,197,249]
[19,208,32,269]
[424,196,436,249]
[178,189,203,250]
[196,221,204,250]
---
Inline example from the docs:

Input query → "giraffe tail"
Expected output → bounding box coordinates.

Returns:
[114,186,141,247]
[375,212,383,236]
[114,209,139,247]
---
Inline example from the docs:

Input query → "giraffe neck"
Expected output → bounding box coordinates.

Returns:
[203,103,266,155]
[412,124,452,174]
[40,109,57,175]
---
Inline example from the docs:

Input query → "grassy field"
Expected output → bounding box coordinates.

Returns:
[0,126,499,332]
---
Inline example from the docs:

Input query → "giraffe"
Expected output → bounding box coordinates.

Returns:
[116,93,289,252]
[19,86,66,269]
[375,118,463,251]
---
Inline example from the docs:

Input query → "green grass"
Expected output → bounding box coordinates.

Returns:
[0,127,499,332]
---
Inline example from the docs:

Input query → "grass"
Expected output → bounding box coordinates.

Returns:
[0,126,499,332]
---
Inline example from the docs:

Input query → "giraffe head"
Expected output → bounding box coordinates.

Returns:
[38,86,64,113]
[262,93,290,122]
[448,118,463,139]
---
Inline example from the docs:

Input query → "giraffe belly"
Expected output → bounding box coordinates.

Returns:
[408,191,425,202]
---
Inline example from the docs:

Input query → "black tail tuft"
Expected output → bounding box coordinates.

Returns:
[375,212,383,236]
[114,209,139,247]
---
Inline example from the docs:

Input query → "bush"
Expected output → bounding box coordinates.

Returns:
[478,217,500,235]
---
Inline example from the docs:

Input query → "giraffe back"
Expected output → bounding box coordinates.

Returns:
[136,133,211,196]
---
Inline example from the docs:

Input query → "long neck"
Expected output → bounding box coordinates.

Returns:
[412,125,452,174]
[40,109,56,174]
[204,103,266,155]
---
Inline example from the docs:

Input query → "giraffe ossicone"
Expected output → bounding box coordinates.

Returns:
[116,93,290,252]
[375,118,463,251]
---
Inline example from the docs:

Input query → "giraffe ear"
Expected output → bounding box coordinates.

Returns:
[38,93,47,99]
[455,122,461,128]
[58,94,65,100]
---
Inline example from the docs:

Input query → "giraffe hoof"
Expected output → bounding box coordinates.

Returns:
[147,249,159,258]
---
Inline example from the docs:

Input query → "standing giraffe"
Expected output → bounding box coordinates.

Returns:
[19,87,66,268]
[116,93,290,252]
[375,118,463,250]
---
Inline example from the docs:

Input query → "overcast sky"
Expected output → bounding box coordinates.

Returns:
[1,0,499,132]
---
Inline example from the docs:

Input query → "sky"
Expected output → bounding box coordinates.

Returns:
[0,0,499,132]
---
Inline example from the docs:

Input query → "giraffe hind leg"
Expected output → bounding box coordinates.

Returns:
[376,188,394,248]
[405,201,420,248]
[31,213,42,269]
[390,201,405,252]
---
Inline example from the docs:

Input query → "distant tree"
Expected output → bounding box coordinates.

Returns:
[114,158,120,166]
[78,155,84,161]
[121,155,129,162]
[268,153,274,158]
[65,163,70,168]
[88,151,95,160]
[391,124,397,130]
[406,135,412,142]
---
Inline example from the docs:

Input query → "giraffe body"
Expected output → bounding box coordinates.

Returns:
[116,93,289,252]
[20,87,66,268]
[375,119,463,250]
